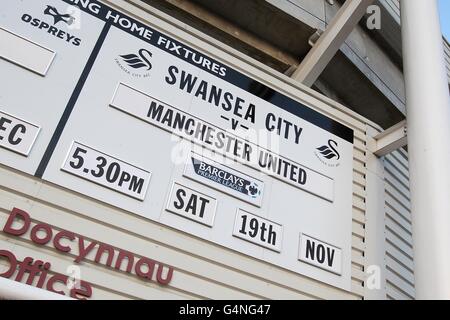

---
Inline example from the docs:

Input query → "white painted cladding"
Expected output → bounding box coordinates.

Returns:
[0,0,416,300]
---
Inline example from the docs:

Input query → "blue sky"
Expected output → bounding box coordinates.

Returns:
[439,0,450,40]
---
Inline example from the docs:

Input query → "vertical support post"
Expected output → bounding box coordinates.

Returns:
[401,0,450,299]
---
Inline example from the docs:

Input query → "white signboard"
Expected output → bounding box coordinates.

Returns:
[233,209,283,252]
[0,110,40,156]
[166,182,217,227]
[299,233,343,275]
[61,142,151,200]
[0,27,56,76]
[0,0,354,290]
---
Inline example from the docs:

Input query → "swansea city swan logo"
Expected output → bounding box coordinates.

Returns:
[44,5,75,25]
[116,49,153,78]
[315,139,341,167]
[120,49,153,70]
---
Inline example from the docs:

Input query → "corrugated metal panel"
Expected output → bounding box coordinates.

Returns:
[381,0,401,22]
[444,39,450,82]
[382,0,450,83]
[383,148,415,300]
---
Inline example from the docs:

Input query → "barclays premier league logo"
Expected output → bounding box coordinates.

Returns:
[191,157,261,199]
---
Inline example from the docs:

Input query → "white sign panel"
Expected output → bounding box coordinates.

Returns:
[110,83,335,202]
[0,27,56,76]
[233,209,283,252]
[0,110,40,156]
[0,0,355,291]
[299,233,343,275]
[184,152,264,207]
[166,182,217,227]
[61,142,151,200]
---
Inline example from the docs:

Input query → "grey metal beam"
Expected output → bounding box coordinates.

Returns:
[291,0,375,87]
[370,120,407,157]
